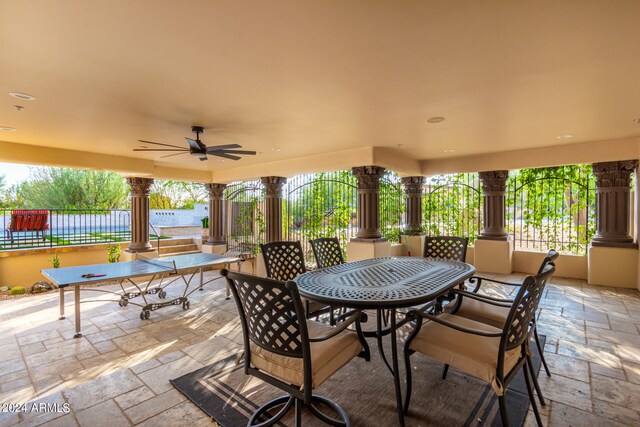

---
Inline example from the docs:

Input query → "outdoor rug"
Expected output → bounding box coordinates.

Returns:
[172,336,544,427]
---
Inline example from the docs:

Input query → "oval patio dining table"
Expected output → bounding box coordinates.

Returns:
[295,256,476,426]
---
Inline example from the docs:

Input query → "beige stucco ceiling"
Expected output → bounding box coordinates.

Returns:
[1,1,640,181]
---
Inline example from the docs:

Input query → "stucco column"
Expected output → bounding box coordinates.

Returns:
[126,177,154,252]
[352,166,386,241]
[591,160,638,248]
[401,176,426,234]
[478,170,509,241]
[204,183,227,244]
[261,176,287,243]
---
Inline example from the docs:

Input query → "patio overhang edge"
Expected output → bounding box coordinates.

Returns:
[421,136,640,175]
[0,140,211,182]
[209,146,422,182]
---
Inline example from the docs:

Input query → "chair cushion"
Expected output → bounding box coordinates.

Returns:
[453,297,511,329]
[409,313,521,395]
[249,320,362,389]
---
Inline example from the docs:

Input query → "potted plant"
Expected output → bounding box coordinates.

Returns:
[201,216,209,239]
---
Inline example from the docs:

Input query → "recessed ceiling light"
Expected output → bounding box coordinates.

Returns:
[634,118,640,124]
[443,149,455,153]
[427,117,445,124]
[0,126,16,131]
[556,134,574,140]
[9,92,36,101]
[271,148,282,152]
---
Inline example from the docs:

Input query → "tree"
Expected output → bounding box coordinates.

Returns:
[149,180,208,209]
[16,167,130,210]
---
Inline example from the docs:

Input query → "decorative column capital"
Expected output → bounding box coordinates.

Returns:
[592,160,638,188]
[204,183,227,198]
[261,176,287,198]
[126,177,153,196]
[352,166,386,190]
[401,176,426,196]
[478,170,509,192]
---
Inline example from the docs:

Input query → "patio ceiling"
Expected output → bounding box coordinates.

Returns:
[1,1,640,182]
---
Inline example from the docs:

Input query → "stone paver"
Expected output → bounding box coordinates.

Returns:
[0,270,639,426]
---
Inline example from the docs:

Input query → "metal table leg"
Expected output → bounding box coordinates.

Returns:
[73,286,82,338]
[390,309,405,426]
[58,287,66,320]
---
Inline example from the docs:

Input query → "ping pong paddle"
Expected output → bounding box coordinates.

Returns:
[81,273,107,278]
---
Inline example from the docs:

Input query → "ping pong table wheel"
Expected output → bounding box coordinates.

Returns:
[182,301,190,310]
[158,290,167,299]
[119,298,129,307]
[140,310,151,320]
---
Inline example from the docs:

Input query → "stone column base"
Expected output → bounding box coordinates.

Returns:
[201,243,228,256]
[474,239,513,274]
[588,245,639,288]
[347,240,392,261]
[400,235,427,257]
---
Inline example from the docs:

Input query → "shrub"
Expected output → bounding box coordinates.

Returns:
[49,253,60,269]
[107,244,121,263]
[9,286,27,295]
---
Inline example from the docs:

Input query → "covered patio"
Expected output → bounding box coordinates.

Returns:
[1,1,640,426]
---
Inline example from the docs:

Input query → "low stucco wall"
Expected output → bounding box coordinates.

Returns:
[513,250,587,280]
[0,243,126,287]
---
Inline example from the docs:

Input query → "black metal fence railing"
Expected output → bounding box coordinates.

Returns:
[284,171,358,264]
[224,180,266,256]
[423,173,483,243]
[0,209,132,250]
[507,165,596,255]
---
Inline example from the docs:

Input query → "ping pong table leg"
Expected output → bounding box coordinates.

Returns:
[74,286,82,338]
[199,268,204,291]
[58,287,65,320]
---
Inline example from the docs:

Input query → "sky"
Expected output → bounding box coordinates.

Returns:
[0,162,33,185]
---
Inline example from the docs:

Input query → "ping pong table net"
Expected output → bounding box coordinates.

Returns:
[135,253,178,274]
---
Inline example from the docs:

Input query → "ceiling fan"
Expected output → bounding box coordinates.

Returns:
[134,126,257,161]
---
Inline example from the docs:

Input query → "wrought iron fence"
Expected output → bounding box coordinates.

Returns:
[423,173,482,243]
[0,209,132,250]
[224,180,266,255]
[507,165,596,255]
[284,171,358,263]
[380,171,405,243]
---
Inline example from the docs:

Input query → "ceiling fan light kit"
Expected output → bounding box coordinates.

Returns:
[135,125,257,161]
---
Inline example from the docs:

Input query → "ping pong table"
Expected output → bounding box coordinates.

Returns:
[41,253,241,338]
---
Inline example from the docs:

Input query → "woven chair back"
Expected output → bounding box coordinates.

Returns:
[224,270,306,358]
[310,237,345,269]
[261,241,307,281]
[423,236,469,262]
[503,263,555,351]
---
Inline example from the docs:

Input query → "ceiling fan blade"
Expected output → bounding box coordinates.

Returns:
[160,152,189,159]
[205,144,242,152]
[209,152,242,161]
[185,137,205,152]
[138,140,186,149]
[133,148,188,152]
[216,149,257,155]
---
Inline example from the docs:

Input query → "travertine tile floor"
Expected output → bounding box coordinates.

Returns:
[0,271,639,426]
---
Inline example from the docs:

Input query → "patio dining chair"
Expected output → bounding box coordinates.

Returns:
[260,241,329,319]
[403,263,555,427]
[453,249,559,379]
[221,269,370,427]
